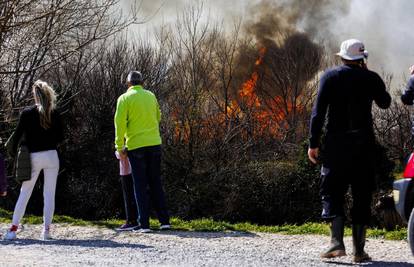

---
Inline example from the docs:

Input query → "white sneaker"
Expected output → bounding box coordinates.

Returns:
[4,230,16,240]
[160,224,171,230]
[134,228,152,233]
[41,226,52,240]
[41,230,51,240]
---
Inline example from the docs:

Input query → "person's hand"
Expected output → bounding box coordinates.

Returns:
[308,147,319,164]
[0,191,7,197]
[410,65,414,75]
[119,149,128,160]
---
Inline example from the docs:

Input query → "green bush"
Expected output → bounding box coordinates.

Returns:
[161,143,321,225]
[221,160,321,224]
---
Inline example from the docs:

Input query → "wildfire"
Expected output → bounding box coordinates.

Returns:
[238,47,266,105]
[234,46,296,137]
[255,47,266,66]
[173,46,300,143]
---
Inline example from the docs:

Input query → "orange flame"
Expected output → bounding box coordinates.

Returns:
[255,47,266,66]
[234,47,297,137]
[173,46,302,143]
[238,47,266,106]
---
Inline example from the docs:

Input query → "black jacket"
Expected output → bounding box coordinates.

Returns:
[13,106,64,153]
[309,64,391,148]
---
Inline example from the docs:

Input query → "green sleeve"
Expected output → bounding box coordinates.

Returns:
[114,96,127,151]
[156,98,161,123]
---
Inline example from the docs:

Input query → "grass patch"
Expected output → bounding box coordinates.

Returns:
[367,227,407,240]
[0,208,407,240]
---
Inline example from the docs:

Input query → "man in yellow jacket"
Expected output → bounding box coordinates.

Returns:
[114,71,170,233]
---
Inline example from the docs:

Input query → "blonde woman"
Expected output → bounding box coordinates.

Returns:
[5,80,63,240]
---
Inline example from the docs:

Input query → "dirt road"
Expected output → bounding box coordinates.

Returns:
[1,223,413,266]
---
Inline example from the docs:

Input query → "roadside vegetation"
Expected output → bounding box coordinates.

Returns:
[0,208,406,241]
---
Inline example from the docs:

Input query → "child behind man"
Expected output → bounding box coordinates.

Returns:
[0,148,7,238]
[0,137,6,196]
[0,151,6,196]
[115,151,139,231]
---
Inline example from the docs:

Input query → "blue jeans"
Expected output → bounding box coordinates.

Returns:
[128,145,169,228]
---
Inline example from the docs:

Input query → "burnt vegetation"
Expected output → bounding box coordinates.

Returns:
[0,1,406,227]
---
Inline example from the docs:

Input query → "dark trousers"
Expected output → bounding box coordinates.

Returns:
[0,153,6,193]
[120,174,138,224]
[320,133,376,225]
[128,145,169,229]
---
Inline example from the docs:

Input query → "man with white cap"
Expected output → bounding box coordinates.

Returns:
[308,39,391,262]
[114,71,170,233]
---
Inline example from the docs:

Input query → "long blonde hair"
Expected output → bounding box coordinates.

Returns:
[33,80,57,129]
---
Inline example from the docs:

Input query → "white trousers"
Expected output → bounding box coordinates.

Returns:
[12,150,59,228]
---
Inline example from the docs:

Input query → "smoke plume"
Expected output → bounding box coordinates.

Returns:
[123,0,414,82]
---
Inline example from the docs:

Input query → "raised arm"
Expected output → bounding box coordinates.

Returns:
[401,76,414,106]
[370,73,391,109]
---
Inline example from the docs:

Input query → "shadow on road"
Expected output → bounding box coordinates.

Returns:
[1,238,152,249]
[366,262,414,267]
[324,260,414,266]
[144,230,258,239]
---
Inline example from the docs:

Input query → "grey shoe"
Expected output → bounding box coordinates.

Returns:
[134,228,152,233]
[160,224,171,230]
[115,223,140,232]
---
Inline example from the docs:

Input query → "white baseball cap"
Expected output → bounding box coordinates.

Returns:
[409,65,414,75]
[336,39,368,60]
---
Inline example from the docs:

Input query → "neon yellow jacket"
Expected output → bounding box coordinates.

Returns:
[114,85,161,151]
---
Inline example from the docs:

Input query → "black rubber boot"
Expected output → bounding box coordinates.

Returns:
[352,224,371,263]
[321,216,346,258]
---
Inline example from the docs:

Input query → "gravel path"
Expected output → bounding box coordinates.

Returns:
[1,223,414,266]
